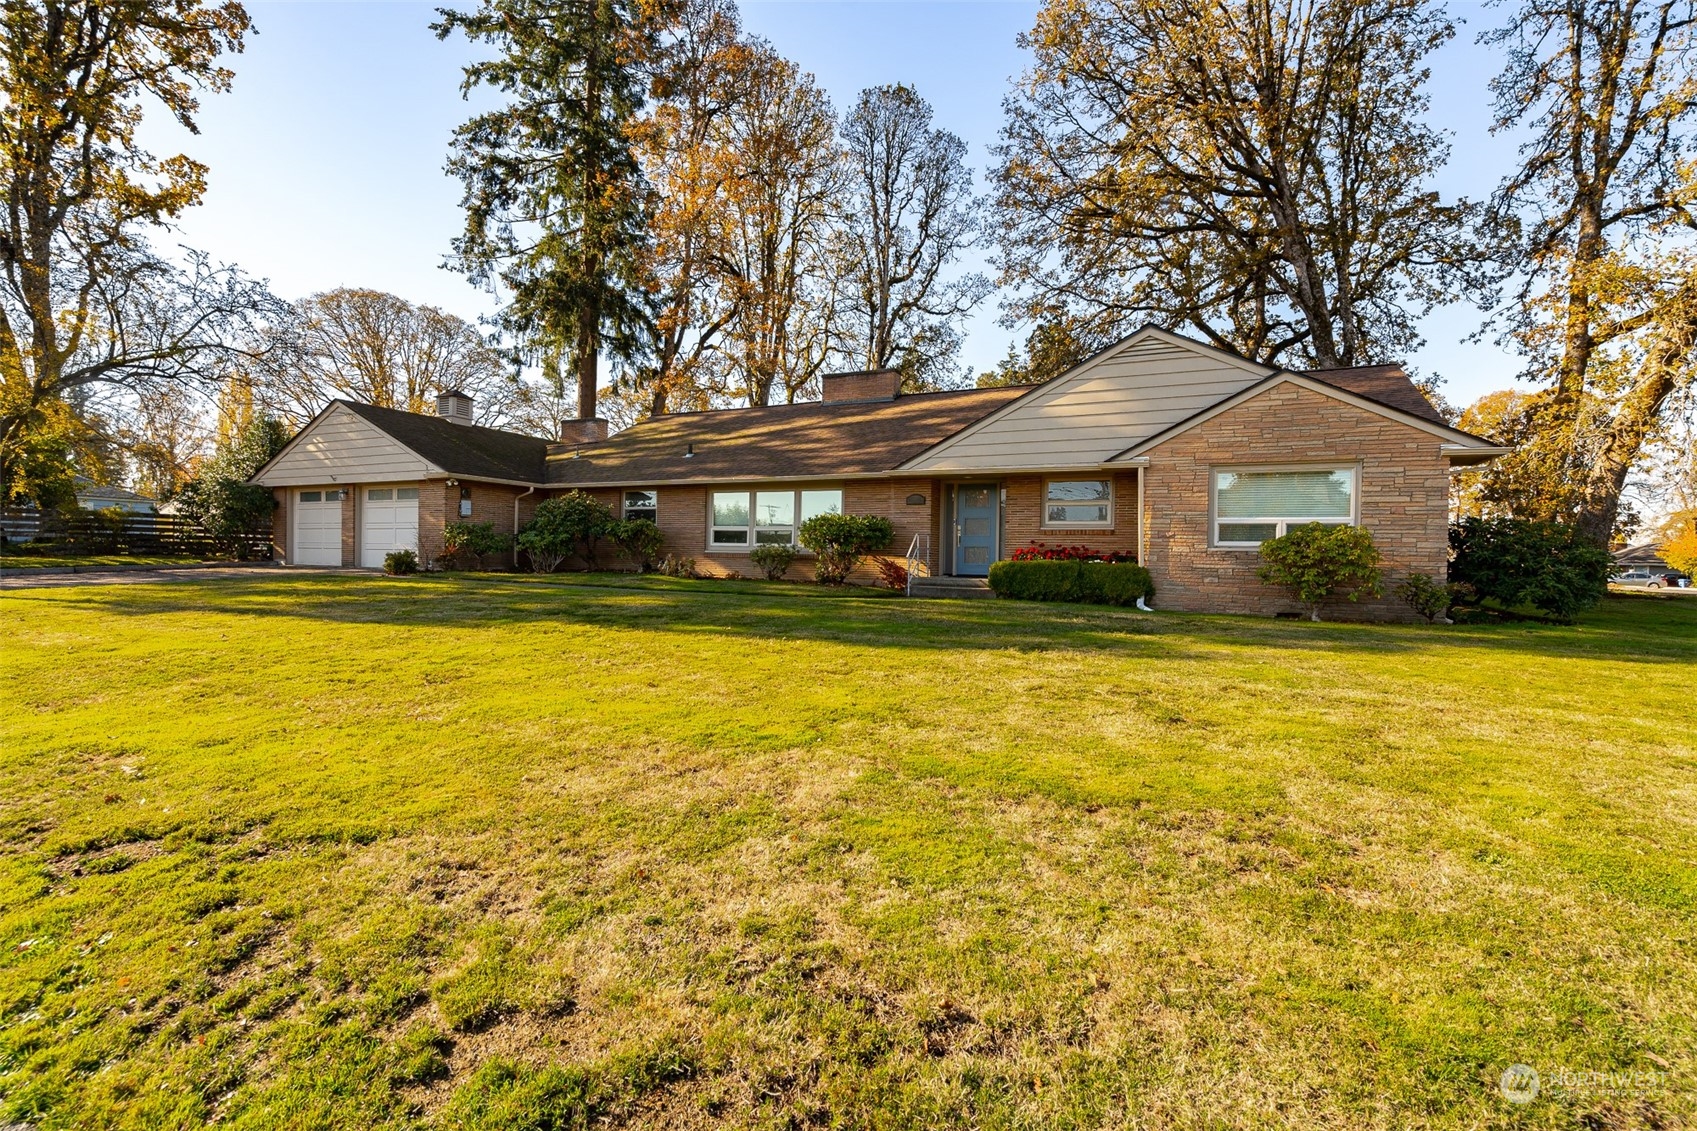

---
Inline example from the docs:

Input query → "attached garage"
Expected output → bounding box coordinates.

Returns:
[248,396,551,568]
[293,489,345,566]
[358,486,420,568]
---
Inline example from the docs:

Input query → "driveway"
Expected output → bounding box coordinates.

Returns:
[0,564,359,590]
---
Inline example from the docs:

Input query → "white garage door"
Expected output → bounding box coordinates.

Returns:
[359,486,420,568]
[293,489,344,566]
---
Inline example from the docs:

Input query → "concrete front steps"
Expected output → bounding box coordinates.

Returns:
[908,575,995,599]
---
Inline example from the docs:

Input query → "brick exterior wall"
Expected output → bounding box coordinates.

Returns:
[846,478,940,581]
[1140,383,1450,620]
[1001,472,1140,562]
[821,370,900,403]
[580,480,939,583]
[418,480,547,569]
[270,488,289,563]
[340,488,356,567]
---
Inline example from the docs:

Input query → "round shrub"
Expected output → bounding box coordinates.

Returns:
[797,513,895,585]
[749,542,798,580]
[383,549,419,575]
[1256,523,1382,621]
[517,491,615,573]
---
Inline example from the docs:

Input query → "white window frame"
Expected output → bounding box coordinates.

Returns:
[623,488,658,523]
[1209,463,1360,550]
[1040,477,1115,530]
[707,485,843,552]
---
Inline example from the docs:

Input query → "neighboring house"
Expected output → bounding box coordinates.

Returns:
[74,477,158,514]
[1612,542,1682,574]
[249,328,1508,617]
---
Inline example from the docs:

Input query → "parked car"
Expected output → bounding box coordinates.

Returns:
[1612,567,1691,589]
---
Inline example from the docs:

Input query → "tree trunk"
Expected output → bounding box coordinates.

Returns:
[575,295,600,421]
[1573,300,1694,544]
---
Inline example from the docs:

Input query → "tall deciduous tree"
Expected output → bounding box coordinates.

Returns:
[269,288,521,428]
[712,44,843,405]
[119,383,210,500]
[1478,0,1697,543]
[0,0,272,504]
[837,84,988,389]
[622,0,745,418]
[993,0,1473,369]
[435,0,653,424]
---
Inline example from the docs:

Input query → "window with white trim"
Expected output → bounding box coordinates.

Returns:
[623,489,658,522]
[709,487,842,548]
[1212,467,1356,546]
[1043,478,1113,527]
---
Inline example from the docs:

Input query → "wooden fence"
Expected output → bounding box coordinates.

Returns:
[0,507,274,560]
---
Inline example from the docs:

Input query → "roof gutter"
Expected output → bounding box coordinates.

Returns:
[539,461,1148,490]
[1442,444,1514,469]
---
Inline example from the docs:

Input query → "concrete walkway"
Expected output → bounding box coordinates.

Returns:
[0,563,358,590]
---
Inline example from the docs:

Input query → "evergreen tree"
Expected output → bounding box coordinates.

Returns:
[435,0,654,423]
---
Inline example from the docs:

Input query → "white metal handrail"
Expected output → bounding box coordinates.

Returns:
[904,533,930,596]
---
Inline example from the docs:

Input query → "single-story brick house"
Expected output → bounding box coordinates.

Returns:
[249,327,1507,616]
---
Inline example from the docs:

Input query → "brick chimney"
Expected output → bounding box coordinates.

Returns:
[559,417,609,444]
[821,369,901,404]
[436,389,475,425]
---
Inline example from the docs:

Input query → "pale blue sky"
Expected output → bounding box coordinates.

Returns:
[143,0,1528,405]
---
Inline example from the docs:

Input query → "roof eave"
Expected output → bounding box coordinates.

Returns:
[1442,444,1513,469]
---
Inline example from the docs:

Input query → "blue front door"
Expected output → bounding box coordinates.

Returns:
[954,484,998,576]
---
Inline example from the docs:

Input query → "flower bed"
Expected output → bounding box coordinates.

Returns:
[1009,541,1136,563]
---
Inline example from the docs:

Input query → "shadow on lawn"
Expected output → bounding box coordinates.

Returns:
[12,574,1695,665]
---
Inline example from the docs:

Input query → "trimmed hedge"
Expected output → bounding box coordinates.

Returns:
[987,559,1153,606]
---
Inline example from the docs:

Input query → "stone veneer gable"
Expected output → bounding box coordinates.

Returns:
[1139,381,1451,620]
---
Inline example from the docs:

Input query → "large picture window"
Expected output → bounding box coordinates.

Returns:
[1213,467,1356,546]
[710,487,842,549]
[1043,478,1112,527]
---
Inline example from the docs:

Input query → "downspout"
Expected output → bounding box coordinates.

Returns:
[1135,466,1153,611]
[513,486,536,568]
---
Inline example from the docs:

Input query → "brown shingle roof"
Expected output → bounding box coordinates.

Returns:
[339,401,552,482]
[1304,364,1447,424]
[546,385,1032,486]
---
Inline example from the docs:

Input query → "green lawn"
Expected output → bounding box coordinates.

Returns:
[1,575,1693,1130]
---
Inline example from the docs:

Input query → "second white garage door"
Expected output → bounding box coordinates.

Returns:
[359,486,420,568]
[293,489,344,566]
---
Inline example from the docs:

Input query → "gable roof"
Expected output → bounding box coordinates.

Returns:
[1304,364,1447,424]
[249,400,553,487]
[336,401,551,482]
[546,386,1031,486]
[896,327,1277,473]
[1110,371,1502,461]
